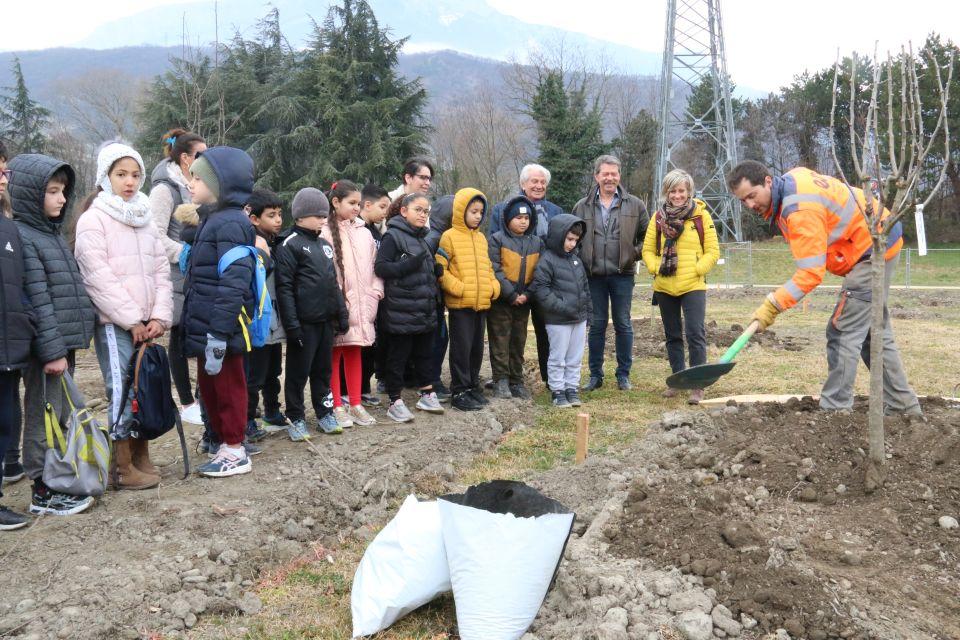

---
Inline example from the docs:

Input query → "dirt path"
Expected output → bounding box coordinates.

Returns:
[0,348,533,639]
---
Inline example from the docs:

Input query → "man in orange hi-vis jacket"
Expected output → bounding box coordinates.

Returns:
[727,160,921,416]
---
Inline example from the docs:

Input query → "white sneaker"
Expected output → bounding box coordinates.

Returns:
[415,391,444,414]
[386,399,414,423]
[180,402,204,425]
[348,405,377,426]
[333,406,354,429]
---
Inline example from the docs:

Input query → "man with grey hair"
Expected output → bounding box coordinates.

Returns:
[572,154,649,391]
[486,163,564,385]
[487,163,564,239]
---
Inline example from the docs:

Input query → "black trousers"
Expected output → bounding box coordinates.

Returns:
[431,306,449,386]
[530,304,550,383]
[448,309,486,395]
[487,301,530,384]
[656,290,707,374]
[384,331,434,401]
[0,371,19,494]
[284,322,334,421]
[168,325,195,405]
[247,342,283,421]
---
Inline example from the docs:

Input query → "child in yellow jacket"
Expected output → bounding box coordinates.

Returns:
[436,188,500,411]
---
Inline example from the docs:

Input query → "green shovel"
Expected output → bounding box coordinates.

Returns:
[665,320,759,390]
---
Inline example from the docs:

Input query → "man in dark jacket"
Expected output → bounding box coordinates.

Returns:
[571,155,649,391]
[9,154,97,516]
[274,188,349,438]
[532,214,592,408]
[181,146,257,478]
[0,211,36,529]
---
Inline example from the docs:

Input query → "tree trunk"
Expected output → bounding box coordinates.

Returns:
[864,236,888,493]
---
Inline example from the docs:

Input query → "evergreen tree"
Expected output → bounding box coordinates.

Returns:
[612,109,658,199]
[530,70,607,210]
[0,57,50,154]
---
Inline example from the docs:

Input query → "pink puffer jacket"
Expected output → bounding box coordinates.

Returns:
[74,201,173,331]
[322,217,383,347]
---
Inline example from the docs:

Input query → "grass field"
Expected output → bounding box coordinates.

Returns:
[715,240,960,288]
[190,286,960,640]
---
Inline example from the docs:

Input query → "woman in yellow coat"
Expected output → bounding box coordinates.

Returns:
[642,169,720,404]
[436,187,501,410]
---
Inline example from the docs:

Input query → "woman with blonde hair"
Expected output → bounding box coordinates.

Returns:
[641,169,720,404]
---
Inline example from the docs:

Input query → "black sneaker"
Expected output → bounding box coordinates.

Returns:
[584,376,604,392]
[509,383,531,400]
[565,389,582,407]
[262,411,289,427]
[0,505,28,530]
[30,485,94,516]
[433,382,452,402]
[468,388,490,406]
[245,420,268,442]
[242,439,263,456]
[452,392,482,412]
[2,462,25,484]
[551,391,571,408]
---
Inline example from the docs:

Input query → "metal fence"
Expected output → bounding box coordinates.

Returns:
[713,242,960,288]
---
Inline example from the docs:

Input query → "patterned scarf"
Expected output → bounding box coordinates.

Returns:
[657,199,695,276]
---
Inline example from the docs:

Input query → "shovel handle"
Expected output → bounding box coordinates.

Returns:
[718,321,760,364]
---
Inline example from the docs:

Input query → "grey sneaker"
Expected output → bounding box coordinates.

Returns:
[565,389,582,407]
[287,419,311,442]
[349,404,377,426]
[361,393,381,407]
[415,391,444,414]
[494,379,512,399]
[387,399,415,423]
[317,413,343,434]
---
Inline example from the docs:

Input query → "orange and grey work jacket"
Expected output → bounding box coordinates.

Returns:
[766,167,903,311]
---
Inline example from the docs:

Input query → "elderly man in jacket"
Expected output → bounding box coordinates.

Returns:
[573,155,649,391]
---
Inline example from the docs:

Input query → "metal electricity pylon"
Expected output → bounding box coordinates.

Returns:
[655,0,742,240]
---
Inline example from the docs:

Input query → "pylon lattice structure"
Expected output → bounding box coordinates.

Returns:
[655,0,742,240]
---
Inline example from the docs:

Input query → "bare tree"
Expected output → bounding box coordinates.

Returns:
[55,70,144,143]
[829,45,954,492]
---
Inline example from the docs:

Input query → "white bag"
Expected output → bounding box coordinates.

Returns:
[438,481,575,640]
[351,495,451,638]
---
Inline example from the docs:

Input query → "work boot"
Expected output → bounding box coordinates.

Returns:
[584,376,603,392]
[130,438,160,478]
[495,379,512,399]
[687,389,704,405]
[113,440,160,490]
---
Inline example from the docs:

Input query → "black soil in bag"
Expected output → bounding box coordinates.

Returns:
[440,480,574,518]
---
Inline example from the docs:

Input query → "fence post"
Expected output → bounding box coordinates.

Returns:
[723,246,730,288]
[905,248,911,289]
[747,242,754,287]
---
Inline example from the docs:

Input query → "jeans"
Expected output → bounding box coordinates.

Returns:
[3,373,22,467]
[93,323,137,428]
[656,290,707,374]
[0,371,20,496]
[588,274,635,380]
[431,305,449,386]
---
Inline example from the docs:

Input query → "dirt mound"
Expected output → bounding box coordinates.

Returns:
[609,398,960,640]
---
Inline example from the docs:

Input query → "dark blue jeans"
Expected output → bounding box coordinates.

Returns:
[588,274,635,380]
[0,371,20,496]
[431,305,449,386]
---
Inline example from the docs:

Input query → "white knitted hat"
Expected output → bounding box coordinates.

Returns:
[95,142,146,195]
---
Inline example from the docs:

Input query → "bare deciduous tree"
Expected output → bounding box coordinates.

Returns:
[829,44,954,492]
[55,70,144,143]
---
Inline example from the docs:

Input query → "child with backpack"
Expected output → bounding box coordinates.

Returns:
[275,188,349,438]
[532,214,592,408]
[74,142,173,490]
[488,195,542,400]
[436,188,500,412]
[641,169,719,404]
[321,181,382,429]
[374,193,445,422]
[181,147,258,478]
[244,188,287,439]
[9,154,97,514]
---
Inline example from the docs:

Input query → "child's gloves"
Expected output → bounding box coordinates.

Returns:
[204,334,227,375]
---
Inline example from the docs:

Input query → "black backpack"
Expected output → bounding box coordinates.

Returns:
[112,342,189,478]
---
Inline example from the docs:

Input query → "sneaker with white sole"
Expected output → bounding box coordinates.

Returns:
[415,391,444,414]
[2,462,25,484]
[349,405,377,426]
[0,505,29,530]
[180,402,204,425]
[361,393,381,407]
[387,399,414,423]
[317,413,343,434]
[30,484,94,516]
[197,445,251,478]
[287,419,311,442]
[333,406,354,429]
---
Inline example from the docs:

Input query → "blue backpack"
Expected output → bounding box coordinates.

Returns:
[218,246,272,349]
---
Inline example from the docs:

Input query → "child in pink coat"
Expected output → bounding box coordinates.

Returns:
[74,142,173,490]
[321,180,383,428]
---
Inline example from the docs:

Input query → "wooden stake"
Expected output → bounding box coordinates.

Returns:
[802,298,809,312]
[575,413,590,464]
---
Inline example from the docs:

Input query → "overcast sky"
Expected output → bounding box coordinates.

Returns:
[3,0,958,92]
